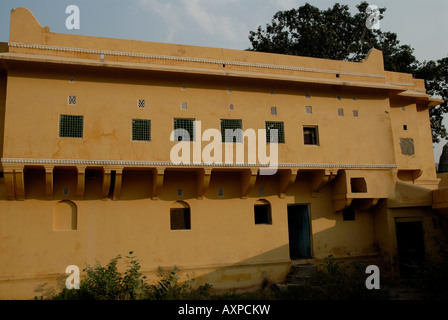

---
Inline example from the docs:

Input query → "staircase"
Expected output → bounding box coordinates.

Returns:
[274,263,317,290]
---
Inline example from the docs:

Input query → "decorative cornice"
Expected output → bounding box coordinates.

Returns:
[385,81,415,87]
[1,158,397,169]
[8,42,386,79]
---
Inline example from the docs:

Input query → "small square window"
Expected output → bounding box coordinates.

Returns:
[177,188,183,197]
[305,92,311,99]
[218,188,224,197]
[221,119,243,143]
[173,118,195,142]
[132,119,151,141]
[59,115,83,138]
[181,102,188,110]
[337,108,344,116]
[138,99,146,108]
[68,96,76,105]
[254,204,272,225]
[353,110,359,117]
[343,205,355,221]
[303,126,319,146]
[229,103,234,111]
[350,178,367,193]
[265,121,285,143]
[305,106,313,115]
[170,208,191,230]
[403,125,408,131]
[271,107,277,115]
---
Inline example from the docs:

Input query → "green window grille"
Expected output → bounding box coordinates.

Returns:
[173,118,195,141]
[221,119,243,143]
[303,126,319,145]
[59,115,83,138]
[265,121,285,143]
[132,119,151,141]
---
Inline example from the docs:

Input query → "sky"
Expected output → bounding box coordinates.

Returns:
[1,0,448,161]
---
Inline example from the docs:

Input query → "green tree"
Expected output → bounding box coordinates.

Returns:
[248,2,446,143]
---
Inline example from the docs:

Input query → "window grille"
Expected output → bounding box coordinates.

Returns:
[305,106,313,115]
[138,99,146,108]
[337,108,344,116]
[265,121,285,143]
[173,118,195,142]
[181,102,188,110]
[221,119,243,143]
[353,110,359,117]
[170,208,191,230]
[132,119,151,141]
[68,96,76,105]
[59,115,83,138]
[270,107,277,115]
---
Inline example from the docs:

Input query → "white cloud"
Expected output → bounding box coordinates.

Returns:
[137,0,248,48]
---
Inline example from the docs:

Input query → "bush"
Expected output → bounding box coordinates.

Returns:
[52,251,150,300]
[50,252,212,300]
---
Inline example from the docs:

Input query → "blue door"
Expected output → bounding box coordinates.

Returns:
[287,204,312,259]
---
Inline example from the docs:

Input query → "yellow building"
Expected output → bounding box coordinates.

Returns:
[0,8,446,299]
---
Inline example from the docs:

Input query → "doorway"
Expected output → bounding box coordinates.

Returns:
[287,204,312,260]
[395,219,425,278]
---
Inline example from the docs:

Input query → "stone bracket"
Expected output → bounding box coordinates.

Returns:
[241,168,258,198]
[278,169,299,198]
[3,165,25,201]
[197,168,212,199]
[152,167,165,200]
[312,169,338,193]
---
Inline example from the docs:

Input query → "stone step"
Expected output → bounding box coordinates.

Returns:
[288,264,317,277]
[273,264,318,290]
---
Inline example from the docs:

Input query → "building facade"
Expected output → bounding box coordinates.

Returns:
[0,8,446,299]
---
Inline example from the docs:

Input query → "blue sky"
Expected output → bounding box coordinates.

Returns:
[1,0,448,160]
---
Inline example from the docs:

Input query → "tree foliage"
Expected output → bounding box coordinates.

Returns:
[248,1,447,143]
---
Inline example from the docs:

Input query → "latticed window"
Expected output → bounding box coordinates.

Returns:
[303,126,319,145]
[265,121,285,143]
[173,118,195,142]
[305,106,313,115]
[337,108,344,116]
[138,99,146,108]
[59,115,83,138]
[68,96,76,105]
[221,119,242,143]
[132,119,151,141]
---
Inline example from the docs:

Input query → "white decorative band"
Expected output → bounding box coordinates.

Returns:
[8,42,386,79]
[385,81,415,87]
[1,158,397,169]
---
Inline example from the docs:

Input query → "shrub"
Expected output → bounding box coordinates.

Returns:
[50,252,212,300]
[52,251,150,300]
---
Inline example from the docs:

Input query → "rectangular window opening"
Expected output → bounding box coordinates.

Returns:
[303,126,319,146]
[68,95,76,105]
[254,204,272,225]
[305,106,313,115]
[173,118,195,142]
[59,115,83,138]
[350,177,367,193]
[138,99,146,108]
[343,205,355,221]
[170,208,191,230]
[265,121,285,143]
[221,119,243,143]
[132,119,151,141]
